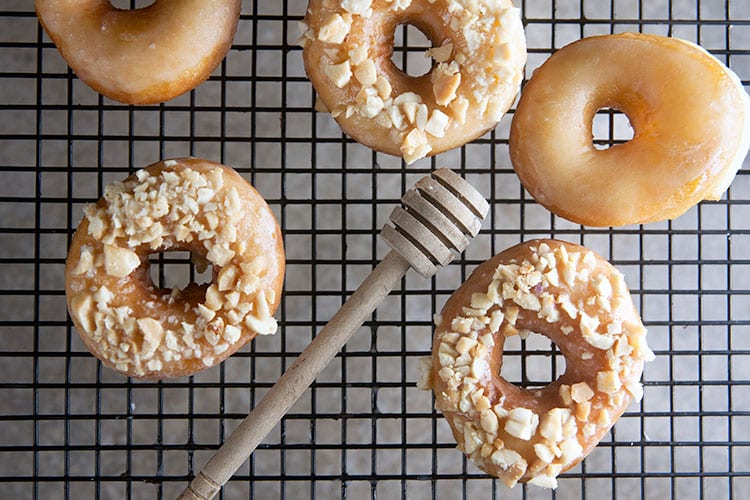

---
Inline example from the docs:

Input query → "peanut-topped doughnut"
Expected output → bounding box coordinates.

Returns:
[419,240,654,488]
[65,158,285,379]
[35,0,241,104]
[509,33,750,226]
[299,0,526,164]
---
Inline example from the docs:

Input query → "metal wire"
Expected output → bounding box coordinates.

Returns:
[0,0,748,498]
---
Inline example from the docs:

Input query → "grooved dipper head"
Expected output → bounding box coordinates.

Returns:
[381,168,489,278]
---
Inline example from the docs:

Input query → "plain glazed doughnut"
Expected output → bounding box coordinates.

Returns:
[299,0,526,164]
[35,0,241,104]
[65,158,285,379]
[509,33,750,226]
[419,240,654,488]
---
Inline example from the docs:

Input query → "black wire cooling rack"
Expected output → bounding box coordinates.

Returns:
[1,0,749,498]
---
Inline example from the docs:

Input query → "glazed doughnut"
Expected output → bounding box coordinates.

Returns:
[509,33,750,226]
[419,240,654,488]
[65,158,285,379]
[35,0,241,104]
[299,0,526,163]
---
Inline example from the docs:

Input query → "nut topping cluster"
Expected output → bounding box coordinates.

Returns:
[422,241,654,488]
[300,0,526,163]
[66,161,280,377]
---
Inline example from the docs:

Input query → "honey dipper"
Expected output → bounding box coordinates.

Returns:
[180,168,489,499]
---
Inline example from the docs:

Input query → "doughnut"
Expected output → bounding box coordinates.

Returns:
[509,33,750,227]
[299,0,526,164]
[418,240,654,488]
[65,158,285,379]
[35,0,241,104]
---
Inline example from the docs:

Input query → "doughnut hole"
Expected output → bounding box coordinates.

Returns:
[147,250,213,292]
[499,331,567,390]
[391,23,433,77]
[110,0,157,8]
[592,108,635,150]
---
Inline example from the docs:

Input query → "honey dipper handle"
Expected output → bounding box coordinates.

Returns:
[180,251,412,500]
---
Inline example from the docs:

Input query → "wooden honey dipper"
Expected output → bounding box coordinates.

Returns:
[180,168,489,499]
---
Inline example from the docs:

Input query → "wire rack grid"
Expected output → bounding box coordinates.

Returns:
[1,0,749,498]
